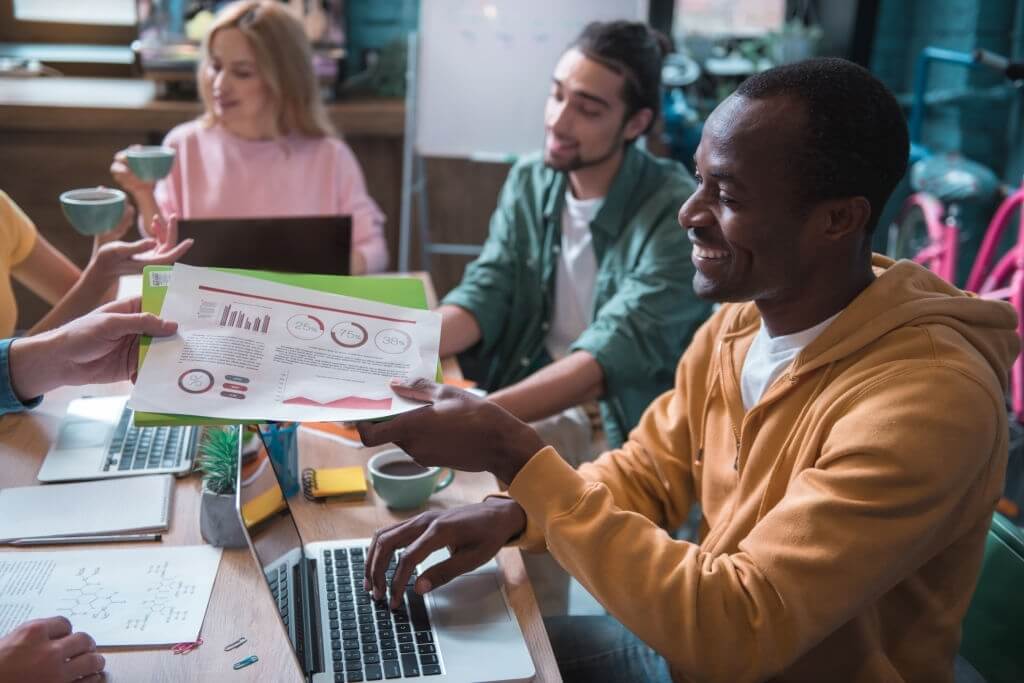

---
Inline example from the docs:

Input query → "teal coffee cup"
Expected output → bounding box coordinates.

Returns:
[59,187,126,235]
[367,448,454,510]
[125,146,176,181]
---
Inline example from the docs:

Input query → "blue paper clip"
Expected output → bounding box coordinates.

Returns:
[233,655,258,670]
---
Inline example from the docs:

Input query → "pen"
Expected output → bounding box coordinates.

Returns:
[7,534,163,546]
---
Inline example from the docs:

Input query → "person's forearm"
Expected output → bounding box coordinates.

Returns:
[490,350,605,423]
[11,238,81,307]
[7,333,65,401]
[439,305,482,358]
[133,191,162,237]
[26,267,113,335]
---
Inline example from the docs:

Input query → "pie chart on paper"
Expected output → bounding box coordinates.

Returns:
[286,314,325,340]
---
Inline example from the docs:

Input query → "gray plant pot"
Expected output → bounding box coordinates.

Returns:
[199,485,247,549]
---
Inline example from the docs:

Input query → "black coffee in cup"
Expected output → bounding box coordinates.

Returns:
[378,460,430,477]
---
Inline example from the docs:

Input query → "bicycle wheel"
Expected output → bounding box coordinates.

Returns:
[888,193,949,275]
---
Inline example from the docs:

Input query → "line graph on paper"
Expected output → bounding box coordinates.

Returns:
[274,368,393,411]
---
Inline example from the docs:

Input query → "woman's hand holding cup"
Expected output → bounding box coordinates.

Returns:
[110,145,155,198]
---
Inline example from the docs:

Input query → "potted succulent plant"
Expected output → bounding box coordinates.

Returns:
[198,426,248,549]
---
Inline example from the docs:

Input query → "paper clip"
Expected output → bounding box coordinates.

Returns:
[233,655,259,670]
[224,636,247,651]
[172,638,202,655]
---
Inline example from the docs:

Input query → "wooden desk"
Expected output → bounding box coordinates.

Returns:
[0,270,560,680]
[0,384,560,681]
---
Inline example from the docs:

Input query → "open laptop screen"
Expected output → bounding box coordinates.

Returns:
[178,215,351,274]
[237,425,304,577]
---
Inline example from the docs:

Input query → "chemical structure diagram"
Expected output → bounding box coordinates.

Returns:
[124,561,197,632]
[57,567,126,621]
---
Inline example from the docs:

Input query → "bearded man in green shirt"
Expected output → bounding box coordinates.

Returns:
[440,21,711,455]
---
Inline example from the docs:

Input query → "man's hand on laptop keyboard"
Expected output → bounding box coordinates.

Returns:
[363,498,527,609]
[356,378,546,486]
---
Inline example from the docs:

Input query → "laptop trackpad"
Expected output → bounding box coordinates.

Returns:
[429,573,511,628]
[56,420,111,450]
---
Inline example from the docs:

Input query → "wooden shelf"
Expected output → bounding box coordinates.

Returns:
[0,77,404,136]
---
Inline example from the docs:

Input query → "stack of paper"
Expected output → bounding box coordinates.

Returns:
[130,264,443,427]
[0,475,173,544]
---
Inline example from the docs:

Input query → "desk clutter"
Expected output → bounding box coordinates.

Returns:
[0,546,222,646]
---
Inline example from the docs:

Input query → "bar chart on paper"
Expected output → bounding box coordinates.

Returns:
[220,304,270,333]
[197,298,271,334]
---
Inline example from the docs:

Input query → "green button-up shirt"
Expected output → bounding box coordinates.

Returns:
[443,144,711,448]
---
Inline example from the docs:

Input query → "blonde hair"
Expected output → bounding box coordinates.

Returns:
[198,0,335,138]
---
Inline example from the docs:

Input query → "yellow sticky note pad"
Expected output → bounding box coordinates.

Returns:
[302,466,367,501]
[241,485,287,528]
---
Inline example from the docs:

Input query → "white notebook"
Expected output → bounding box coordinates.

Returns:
[0,474,173,543]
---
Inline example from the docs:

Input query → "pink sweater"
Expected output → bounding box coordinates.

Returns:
[155,121,388,273]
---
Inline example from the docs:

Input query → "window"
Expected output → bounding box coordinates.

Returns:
[674,0,785,37]
[13,0,135,25]
[0,0,136,44]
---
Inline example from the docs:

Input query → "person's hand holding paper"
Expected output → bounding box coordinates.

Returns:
[356,378,545,485]
[9,297,178,403]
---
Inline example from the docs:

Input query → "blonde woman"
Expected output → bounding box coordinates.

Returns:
[111,1,387,274]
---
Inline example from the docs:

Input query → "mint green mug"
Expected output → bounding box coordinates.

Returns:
[125,146,176,181]
[367,448,454,510]
[59,187,126,235]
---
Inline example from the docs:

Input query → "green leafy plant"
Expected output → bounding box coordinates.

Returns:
[198,426,239,495]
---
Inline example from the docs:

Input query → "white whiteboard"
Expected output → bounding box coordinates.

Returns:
[415,0,649,159]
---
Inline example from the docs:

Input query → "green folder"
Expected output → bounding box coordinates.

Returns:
[134,265,437,427]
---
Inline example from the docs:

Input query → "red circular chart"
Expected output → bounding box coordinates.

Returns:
[331,321,368,348]
[287,314,325,340]
[178,369,214,394]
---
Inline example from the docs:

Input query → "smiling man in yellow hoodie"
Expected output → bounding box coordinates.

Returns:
[356,58,1019,682]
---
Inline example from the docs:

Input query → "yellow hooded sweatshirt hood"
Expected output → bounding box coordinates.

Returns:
[508,255,1019,682]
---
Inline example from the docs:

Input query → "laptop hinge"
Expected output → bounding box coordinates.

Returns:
[299,555,324,676]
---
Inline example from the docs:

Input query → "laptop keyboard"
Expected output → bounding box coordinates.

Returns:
[103,409,189,472]
[327,547,442,681]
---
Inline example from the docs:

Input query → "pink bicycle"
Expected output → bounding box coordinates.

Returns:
[965,179,1024,421]
[886,48,1024,420]
[886,47,1020,282]
[889,188,959,283]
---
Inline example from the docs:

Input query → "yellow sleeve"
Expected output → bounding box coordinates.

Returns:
[487,371,697,553]
[0,191,38,266]
[502,311,732,552]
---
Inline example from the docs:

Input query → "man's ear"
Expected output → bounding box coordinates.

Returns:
[624,107,653,142]
[821,196,872,242]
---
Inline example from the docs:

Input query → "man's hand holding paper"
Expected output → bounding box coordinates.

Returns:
[130,264,442,423]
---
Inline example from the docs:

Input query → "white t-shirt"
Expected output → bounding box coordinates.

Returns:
[544,191,602,361]
[740,312,841,410]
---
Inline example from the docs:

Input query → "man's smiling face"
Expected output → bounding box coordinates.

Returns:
[679,94,821,305]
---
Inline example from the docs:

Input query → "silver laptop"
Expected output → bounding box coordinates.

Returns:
[236,427,534,683]
[37,395,198,483]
